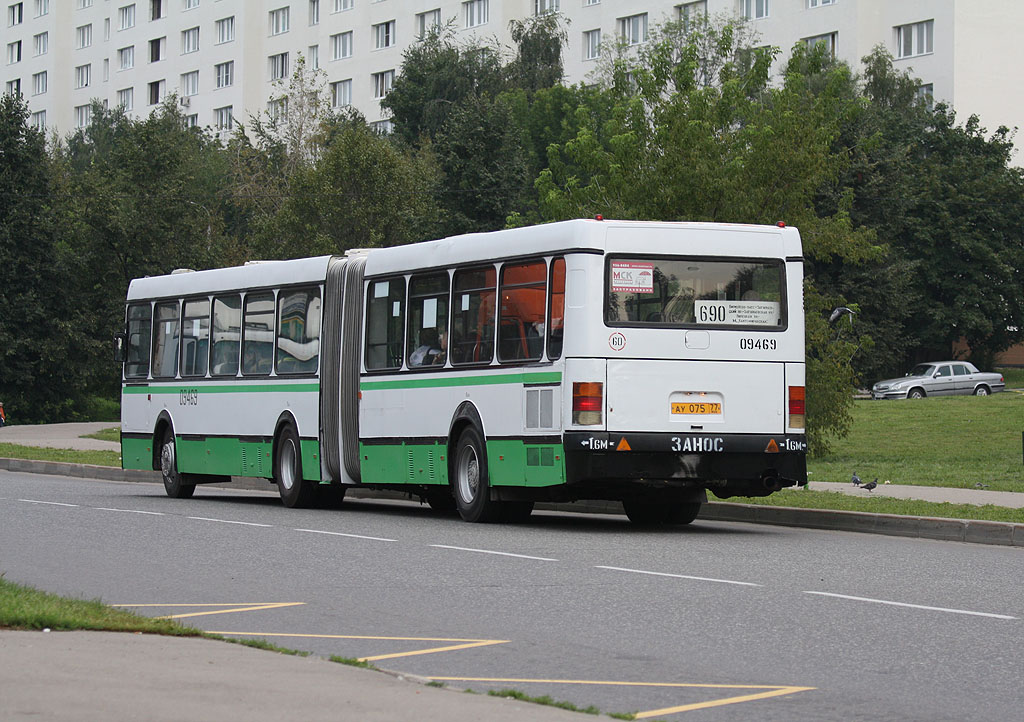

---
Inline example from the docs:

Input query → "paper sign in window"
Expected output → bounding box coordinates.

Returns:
[422,298,437,328]
[610,261,655,293]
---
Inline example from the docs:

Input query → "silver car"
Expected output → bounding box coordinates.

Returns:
[871,361,1005,399]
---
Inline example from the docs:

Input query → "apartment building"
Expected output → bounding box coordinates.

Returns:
[3,1,1023,145]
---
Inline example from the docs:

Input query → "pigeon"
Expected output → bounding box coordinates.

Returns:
[863,478,878,492]
[975,482,989,489]
[852,472,861,487]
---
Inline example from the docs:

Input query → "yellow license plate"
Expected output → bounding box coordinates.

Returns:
[671,402,722,415]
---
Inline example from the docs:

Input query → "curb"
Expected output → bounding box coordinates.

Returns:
[3,457,1023,547]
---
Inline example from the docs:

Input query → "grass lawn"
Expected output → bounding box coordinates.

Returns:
[807,392,1024,491]
[0,442,121,467]
[997,366,1024,388]
[81,426,120,443]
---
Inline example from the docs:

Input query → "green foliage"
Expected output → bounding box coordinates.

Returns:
[506,13,568,92]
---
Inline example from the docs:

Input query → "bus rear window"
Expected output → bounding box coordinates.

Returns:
[606,257,785,328]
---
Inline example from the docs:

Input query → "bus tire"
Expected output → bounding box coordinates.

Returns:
[160,428,196,499]
[623,498,701,526]
[453,426,499,523]
[275,425,316,509]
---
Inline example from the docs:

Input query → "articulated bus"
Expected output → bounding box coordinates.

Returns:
[118,219,807,524]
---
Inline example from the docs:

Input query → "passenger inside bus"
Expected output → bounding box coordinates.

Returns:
[410,327,442,366]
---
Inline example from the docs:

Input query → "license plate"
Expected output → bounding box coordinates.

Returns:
[671,402,722,415]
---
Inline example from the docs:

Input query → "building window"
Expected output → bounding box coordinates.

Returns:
[34,0,47,17]
[5,79,21,96]
[534,0,558,15]
[584,0,599,5]
[75,104,92,128]
[896,20,933,59]
[373,20,395,49]
[75,64,91,89]
[269,6,290,35]
[119,4,135,30]
[215,105,233,130]
[215,60,233,87]
[150,37,166,62]
[150,0,163,20]
[269,52,289,81]
[103,57,109,82]
[33,32,46,55]
[808,0,835,6]
[309,0,319,25]
[463,0,487,28]
[915,83,933,109]
[148,79,165,104]
[31,109,45,129]
[331,31,352,60]
[308,44,319,69]
[180,69,198,96]
[185,0,199,9]
[268,97,287,122]
[618,13,647,45]
[215,16,234,44]
[77,0,93,7]
[739,0,769,20]
[117,86,133,110]
[331,78,351,107]
[181,26,199,54]
[118,46,134,69]
[372,69,394,98]
[76,24,93,49]
[583,29,600,60]
[372,119,394,134]
[31,70,45,94]
[7,40,21,64]
[416,9,440,40]
[184,113,198,127]
[803,31,836,56]
[8,2,23,26]
[677,1,706,33]
[333,0,352,11]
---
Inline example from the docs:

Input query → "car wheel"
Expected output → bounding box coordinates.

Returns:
[275,424,317,508]
[974,385,990,396]
[908,389,925,399]
[160,428,196,499]
[452,426,500,523]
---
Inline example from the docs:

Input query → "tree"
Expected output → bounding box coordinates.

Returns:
[0,94,83,422]
[506,13,569,92]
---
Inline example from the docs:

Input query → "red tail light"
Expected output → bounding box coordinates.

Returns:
[788,386,805,429]
[573,382,603,425]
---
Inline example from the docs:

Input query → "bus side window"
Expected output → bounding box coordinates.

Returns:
[125,303,153,379]
[365,277,405,371]
[498,260,546,363]
[151,300,180,379]
[452,266,496,365]
[181,298,211,378]
[547,258,565,360]
[242,292,275,376]
[211,294,241,376]
[407,273,449,369]
[276,287,321,375]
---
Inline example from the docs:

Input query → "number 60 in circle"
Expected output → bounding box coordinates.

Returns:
[608,332,626,351]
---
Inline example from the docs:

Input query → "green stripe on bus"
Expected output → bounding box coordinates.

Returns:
[123,383,320,394]
[122,434,321,482]
[360,371,561,391]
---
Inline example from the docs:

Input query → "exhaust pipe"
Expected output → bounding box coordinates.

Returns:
[761,475,783,492]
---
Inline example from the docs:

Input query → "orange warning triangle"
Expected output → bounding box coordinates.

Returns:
[616,437,631,451]
[765,439,780,453]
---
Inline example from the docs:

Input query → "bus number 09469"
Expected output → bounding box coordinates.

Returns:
[740,338,776,351]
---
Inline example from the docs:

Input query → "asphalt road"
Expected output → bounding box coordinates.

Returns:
[3,471,1023,721]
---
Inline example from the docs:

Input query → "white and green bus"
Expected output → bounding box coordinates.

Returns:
[118,219,807,524]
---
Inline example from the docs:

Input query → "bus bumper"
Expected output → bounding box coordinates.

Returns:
[562,431,807,499]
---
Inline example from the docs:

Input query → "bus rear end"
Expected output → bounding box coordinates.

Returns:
[561,222,806,520]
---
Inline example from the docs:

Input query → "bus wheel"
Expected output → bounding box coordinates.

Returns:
[453,427,498,523]
[623,498,701,526]
[160,428,195,499]
[275,425,316,508]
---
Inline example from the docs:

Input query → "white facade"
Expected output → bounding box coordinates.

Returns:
[2,1,1023,146]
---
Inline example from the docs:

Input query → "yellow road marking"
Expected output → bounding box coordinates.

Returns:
[113,602,306,619]
[208,632,509,661]
[428,677,814,717]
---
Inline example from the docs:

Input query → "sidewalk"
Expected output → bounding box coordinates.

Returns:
[0,630,585,722]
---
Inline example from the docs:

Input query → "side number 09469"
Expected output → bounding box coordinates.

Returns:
[740,338,777,350]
